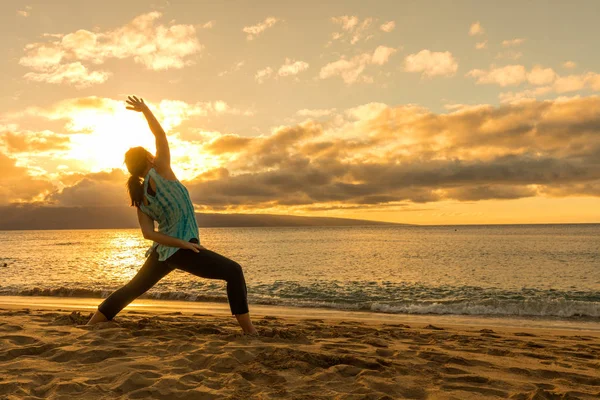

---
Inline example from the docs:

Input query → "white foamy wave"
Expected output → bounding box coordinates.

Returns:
[370,298,600,318]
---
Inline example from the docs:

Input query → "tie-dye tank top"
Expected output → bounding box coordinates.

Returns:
[139,167,199,261]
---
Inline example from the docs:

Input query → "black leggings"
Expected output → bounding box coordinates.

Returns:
[98,239,249,320]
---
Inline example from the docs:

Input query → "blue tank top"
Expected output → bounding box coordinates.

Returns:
[139,167,200,261]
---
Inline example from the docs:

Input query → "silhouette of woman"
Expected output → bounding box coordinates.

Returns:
[87,96,258,335]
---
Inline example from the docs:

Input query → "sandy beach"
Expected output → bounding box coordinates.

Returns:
[0,298,598,399]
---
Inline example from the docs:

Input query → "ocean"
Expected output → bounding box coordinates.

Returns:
[1,225,599,320]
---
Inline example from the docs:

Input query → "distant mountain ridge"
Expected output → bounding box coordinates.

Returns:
[0,205,404,230]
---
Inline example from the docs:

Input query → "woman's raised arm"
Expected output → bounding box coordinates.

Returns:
[126,95,171,170]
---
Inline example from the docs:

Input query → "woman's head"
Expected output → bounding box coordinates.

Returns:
[124,146,153,178]
[124,147,153,207]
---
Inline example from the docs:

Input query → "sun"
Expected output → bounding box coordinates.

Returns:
[66,107,156,173]
[62,100,219,181]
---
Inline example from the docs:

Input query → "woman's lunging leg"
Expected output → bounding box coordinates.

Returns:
[167,247,256,334]
[168,248,249,314]
[89,250,173,323]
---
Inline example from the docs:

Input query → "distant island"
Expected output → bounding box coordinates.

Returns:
[0,205,404,230]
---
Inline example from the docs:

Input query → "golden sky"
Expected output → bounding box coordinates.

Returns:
[1,0,600,225]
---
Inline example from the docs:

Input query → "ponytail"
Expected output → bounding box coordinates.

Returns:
[124,146,152,207]
[127,175,144,208]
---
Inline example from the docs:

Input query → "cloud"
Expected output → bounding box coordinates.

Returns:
[20,12,202,86]
[320,54,371,84]
[469,22,484,36]
[9,96,600,211]
[563,61,577,69]
[153,99,254,128]
[444,185,537,201]
[243,17,280,40]
[167,96,599,211]
[1,95,252,181]
[344,102,388,120]
[320,46,396,84]
[553,74,589,93]
[332,15,359,31]
[502,38,525,47]
[254,59,309,83]
[498,87,553,104]
[23,62,111,88]
[404,50,458,78]
[371,46,397,65]
[202,20,215,29]
[467,65,527,86]
[17,6,31,17]
[203,135,253,154]
[330,16,374,45]
[218,61,245,77]
[0,152,54,204]
[475,41,487,50]
[1,130,70,153]
[277,59,309,77]
[380,21,395,33]
[500,72,600,104]
[20,43,65,70]
[469,64,600,98]
[12,96,251,130]
[255,67,273,83]
[527,66,557,86]
[48,169,130,207]
[297,109,337,118]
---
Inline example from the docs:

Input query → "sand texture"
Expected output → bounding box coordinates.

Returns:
[0,308,599,399]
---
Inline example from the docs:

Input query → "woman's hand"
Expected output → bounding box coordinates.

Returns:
[181,241,206,253]
[126,95,149,113]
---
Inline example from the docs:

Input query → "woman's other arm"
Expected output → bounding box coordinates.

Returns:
[137,208,204,252]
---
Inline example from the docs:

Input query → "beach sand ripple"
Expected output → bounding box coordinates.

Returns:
[0,309,599,399]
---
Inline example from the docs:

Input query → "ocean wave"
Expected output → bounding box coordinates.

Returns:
[369,298,600,318]
[1,285,599,319]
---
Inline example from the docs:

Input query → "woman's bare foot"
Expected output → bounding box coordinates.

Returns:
[235,312,258,335]
[87,310,108,325]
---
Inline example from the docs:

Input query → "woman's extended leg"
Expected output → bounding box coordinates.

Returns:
[87,249,174,324]
[166,243,257,334]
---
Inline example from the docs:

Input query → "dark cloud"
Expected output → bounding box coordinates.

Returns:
[184,150,600,208]
[48,169,129,207]
[539,182,600,197]
[184,97,600,209]
[444,185,537,201]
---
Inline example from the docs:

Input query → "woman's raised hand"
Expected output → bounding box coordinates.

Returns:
[126,95,148,112]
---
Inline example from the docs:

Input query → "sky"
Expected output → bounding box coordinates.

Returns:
[1,0,600,225]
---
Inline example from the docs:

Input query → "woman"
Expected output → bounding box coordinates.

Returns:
[87,96,258,335]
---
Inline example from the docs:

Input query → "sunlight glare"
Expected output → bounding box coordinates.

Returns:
[63,104,221,181]
[66,107,155,172]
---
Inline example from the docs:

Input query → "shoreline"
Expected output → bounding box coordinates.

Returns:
[2,295,600,333]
